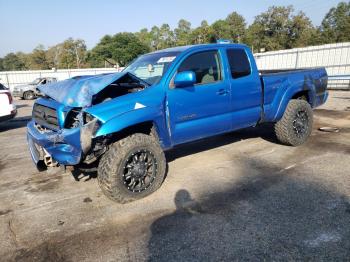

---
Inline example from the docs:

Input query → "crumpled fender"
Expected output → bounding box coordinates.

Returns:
[264,76,318,122]
[93,105,171,149]
[273,78,320,121]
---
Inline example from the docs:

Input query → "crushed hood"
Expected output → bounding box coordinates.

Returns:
[38,72,124,107]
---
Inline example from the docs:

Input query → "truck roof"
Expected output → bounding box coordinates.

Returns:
[151,43,249,54]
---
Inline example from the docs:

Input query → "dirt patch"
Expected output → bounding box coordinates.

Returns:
[283,131,350,166]
[0,209,12,216]
[314,109,350,120]
[0,160,6,171]
[83,197,92,203]
[14,242,68,262]
[24,176,63,193]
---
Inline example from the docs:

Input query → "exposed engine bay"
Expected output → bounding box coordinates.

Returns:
[59,73,150,164]
[62,72,149,129]
[92,73,148,105]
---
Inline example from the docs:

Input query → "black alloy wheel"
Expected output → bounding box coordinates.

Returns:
[292,110,309,138]
[122,149,157,193]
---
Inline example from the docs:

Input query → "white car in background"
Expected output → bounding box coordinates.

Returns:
[0,83,17,122]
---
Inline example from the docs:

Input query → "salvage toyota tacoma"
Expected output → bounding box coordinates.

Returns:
[27,43,328,203]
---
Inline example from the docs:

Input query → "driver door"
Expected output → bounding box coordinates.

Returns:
[167,49,231,145]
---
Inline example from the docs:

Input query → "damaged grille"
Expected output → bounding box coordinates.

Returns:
[32,104,59,130]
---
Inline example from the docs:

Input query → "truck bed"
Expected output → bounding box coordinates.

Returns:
[260,68,323,75]
[259,67,328,122]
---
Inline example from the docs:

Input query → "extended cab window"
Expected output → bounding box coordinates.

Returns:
[227,49,251,79]
[178,51,222,85]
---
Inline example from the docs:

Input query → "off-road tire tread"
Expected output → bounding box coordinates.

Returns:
[274,99,313,146]
[23,91,34,100]
[97,133,166,203]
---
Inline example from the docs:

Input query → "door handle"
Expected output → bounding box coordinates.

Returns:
[216,89,229,95]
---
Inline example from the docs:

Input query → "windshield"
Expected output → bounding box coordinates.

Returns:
[123,51,180,85]
[30,78,42,85]
[0,83,7,90]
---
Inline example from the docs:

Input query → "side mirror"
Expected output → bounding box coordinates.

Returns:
[174,71,196,87]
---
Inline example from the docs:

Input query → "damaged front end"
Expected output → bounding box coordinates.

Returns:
[27,72,151,170]
[27,103,104,169]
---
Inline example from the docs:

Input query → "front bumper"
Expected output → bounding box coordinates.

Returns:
[27,120,83,167]
[12,90,24,98]
[0,109,17,122]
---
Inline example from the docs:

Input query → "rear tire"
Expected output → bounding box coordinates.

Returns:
[23,91,35,100]
[97,133,166,203]
[274,99,313,146]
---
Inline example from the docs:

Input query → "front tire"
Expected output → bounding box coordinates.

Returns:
[23,91,35,100]
[274,99,313,146]
[97,133,166,203]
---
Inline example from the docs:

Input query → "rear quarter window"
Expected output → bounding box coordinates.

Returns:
[227,49,251,79]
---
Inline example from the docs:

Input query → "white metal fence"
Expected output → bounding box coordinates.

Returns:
[0,68,119,90]
[254,42,350,90]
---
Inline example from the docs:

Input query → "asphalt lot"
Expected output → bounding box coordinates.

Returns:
[0,91,349,261]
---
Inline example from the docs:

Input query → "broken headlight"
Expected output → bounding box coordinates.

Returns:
[81,112,102,154]
[64,108,81,128]
[83,112,95,124]
[83,112,101,135]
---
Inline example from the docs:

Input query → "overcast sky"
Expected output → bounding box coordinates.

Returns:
[0,0,344,56]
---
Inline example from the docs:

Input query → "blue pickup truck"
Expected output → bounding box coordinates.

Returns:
[27,43,328,203]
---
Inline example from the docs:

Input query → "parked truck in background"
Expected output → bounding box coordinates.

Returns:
[26,43,328,203]
[12,77,57,100]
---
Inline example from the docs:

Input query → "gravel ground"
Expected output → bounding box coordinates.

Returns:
[0,91,349,261]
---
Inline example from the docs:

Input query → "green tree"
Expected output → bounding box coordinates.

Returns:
[28,45,50,70]
[58,38,87,69]
[190,20,215,44]
[159,24,175,49]
[225,12,246,42]
[46,44,62,69]
[88,33,150,67]
[245,6,294,51]
[1,53,26,71]
[87,35,114,67]
[245,6,318,52]
[288,12,320,48]
[175,19,192,46]
[320,2,350,43]
[150,26,161,50]
[211,20,232,40]
[135,28,153,50]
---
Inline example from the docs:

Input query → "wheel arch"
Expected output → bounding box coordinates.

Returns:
[291,90,312,104]
[95,112,171,149]
[273,85,315,122]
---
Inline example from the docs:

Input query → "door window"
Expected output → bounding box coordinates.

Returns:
[178,51,222,85]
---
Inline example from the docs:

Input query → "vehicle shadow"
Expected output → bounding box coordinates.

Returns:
[70,165,98,181]
[146,157,350,261]
[0,116,31,132]
[166,123,278,162]
[16,104,30,109]
[333,96,350,100]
